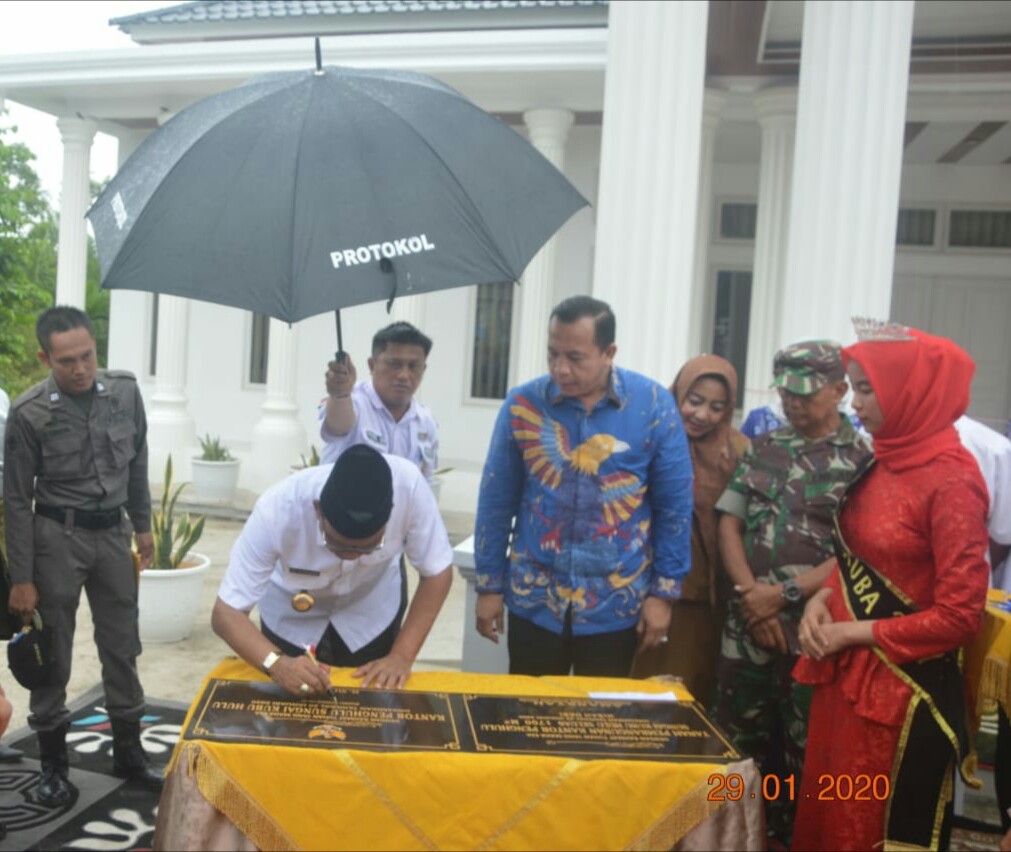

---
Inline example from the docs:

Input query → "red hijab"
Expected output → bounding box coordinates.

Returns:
[841,328,976,473]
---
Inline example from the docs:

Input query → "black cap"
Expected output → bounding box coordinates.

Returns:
[319,445,393,539]
[7,614,53,691]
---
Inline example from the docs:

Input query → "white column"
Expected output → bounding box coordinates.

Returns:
[147,295,197,484]
[779,1,914,347]
[591,0,709,378]
[249,319,307,492]
[686,90,727,360]
[108,130,152,374]
[742,89,797,416]
[389,295,426,331]
[513,108,575,385]
[55,117,96,308]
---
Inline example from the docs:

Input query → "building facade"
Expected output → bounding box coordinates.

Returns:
[1,0,1009,512]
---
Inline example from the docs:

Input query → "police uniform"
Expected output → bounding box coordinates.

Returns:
[318,381,439,482]
[3,370,150,732]
[713,342,871,844]
[218,455,453,662]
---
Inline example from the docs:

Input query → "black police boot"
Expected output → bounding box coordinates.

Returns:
[111,719,163,790]
[36,726,76,805]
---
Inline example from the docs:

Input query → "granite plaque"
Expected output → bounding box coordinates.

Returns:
[184,680,738,763]
[185,680,461,752]
[462,695,737,761]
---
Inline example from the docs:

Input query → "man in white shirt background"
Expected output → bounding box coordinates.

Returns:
[954,415,1011,585]
[211,445,453,692]
[319,322,439,481]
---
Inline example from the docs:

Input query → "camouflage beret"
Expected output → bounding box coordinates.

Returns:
[771,340,845,396]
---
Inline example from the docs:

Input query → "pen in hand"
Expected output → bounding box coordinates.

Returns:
[304,643,339,705]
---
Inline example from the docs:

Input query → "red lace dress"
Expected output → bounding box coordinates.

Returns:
[791,458,989,851]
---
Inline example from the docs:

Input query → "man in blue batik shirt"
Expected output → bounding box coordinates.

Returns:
[473,296,694,677]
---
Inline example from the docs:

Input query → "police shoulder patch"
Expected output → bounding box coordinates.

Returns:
[103,369,138,382]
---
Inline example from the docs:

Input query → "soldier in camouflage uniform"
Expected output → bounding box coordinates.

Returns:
[714,341,871,845]
[3,307,163,805]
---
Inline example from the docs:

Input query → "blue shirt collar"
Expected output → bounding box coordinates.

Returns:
[546,367,625,409]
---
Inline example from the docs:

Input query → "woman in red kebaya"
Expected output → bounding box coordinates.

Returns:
[792,321,990,851]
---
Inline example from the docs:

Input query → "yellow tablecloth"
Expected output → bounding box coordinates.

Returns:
[967,589,1011,726]
[155,659,750,851]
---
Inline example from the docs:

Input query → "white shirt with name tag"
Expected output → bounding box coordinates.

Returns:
[318,381,439,482]
[218,455,453,652]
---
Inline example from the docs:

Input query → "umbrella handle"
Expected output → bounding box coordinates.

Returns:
[334,309,347,364]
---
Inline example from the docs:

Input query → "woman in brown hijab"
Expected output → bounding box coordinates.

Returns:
[632,355,748,708]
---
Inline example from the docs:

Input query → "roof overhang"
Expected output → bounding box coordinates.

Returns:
[0,28,608,134]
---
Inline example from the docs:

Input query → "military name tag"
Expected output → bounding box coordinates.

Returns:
[184,680,738,763]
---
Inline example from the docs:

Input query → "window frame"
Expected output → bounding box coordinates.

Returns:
[462,283,516,407]
[713,197,759,245]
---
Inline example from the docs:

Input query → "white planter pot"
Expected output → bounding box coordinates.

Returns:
[138,552,211,644]
[191,458,241,502]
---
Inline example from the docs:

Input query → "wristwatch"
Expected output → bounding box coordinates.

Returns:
[262,651,281,672]
[781,579,803,604]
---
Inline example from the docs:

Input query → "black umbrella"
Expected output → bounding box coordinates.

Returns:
[87,47,588,351]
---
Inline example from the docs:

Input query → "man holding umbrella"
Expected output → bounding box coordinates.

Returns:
[319,322,439,481]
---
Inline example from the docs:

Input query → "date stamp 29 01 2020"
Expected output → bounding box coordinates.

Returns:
[707,772,891,802]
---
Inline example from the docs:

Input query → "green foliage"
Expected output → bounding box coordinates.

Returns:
[299,445,321,468]
[198,433,235,462]
[149,454,206,569]
[0,117,55,398]
[0,118,110,399]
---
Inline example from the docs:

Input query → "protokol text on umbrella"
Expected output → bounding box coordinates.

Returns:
[330,235,436,269]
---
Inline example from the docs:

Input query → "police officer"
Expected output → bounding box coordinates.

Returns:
[3,306,162,805]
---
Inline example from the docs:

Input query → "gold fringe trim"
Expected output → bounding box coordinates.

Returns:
[977,655,1011,718]
[333,750,439,851]
[624,771,728,851]
[474,759,581,851]
[184,743,300,852]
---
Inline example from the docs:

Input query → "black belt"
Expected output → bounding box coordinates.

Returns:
[35,504,123,531]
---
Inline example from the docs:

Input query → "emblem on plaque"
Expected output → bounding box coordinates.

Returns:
[291,591,315,612]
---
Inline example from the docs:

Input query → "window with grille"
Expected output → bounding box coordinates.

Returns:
[710,270,752,409]
[719,203,758,241]
[470,283,514,400]
[249,313,270,385]
[949,210,1011,249]
[896,209,937,246]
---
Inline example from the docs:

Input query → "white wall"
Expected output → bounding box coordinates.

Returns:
[108,119,1011,510]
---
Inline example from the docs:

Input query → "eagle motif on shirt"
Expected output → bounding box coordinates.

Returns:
[510,395,646,543]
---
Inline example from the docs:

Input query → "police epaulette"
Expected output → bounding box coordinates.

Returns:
[11,381,49,410]
[103,369,138,382]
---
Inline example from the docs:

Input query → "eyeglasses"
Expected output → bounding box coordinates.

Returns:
[318,520,385,557]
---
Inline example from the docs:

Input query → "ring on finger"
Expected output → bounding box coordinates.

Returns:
[299,683,309,694]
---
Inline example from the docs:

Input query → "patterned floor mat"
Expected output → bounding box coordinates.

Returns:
[0,685,186,851]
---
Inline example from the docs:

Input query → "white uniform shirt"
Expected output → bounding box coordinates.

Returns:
[954,416,1011,585]
[218,455,453,652]
[318,382,439,482]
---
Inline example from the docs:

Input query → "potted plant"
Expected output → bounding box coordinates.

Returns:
[191,433,241,502]
[289,444,321,474]
[431,466,453,506]
[137,455,211,644]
